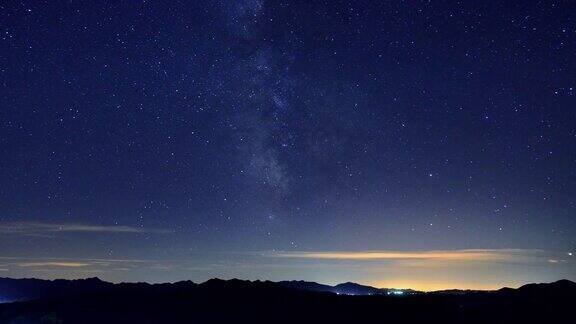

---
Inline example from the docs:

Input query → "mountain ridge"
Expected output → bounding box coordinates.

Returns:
[1,276,574,303]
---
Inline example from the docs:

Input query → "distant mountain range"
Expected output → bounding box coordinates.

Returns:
[0,277,574,323]
[278,280,419,295]
[1,276,575,303]
[0,276,472,302]
[0,277,113,303]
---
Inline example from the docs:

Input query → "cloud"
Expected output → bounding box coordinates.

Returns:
[268,249,546,263]
[0,222,172,236]
[548,259,567,263]
[0,257,172,275]
[17,262,90,268]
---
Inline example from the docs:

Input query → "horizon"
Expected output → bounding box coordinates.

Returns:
[2,274,573,293]
[1,1,575,292]
[0,247,573,291]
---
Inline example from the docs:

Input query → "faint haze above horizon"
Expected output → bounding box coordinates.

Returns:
[0,245,573,291]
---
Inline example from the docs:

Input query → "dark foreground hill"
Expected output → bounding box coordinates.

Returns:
[0,277,574,324]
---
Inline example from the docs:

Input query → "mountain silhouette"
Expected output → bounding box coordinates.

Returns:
[278,280,421,295]
[333,281,385,295]
[0,277,111,303]
[278,280,336,293]
[0,277,574,323]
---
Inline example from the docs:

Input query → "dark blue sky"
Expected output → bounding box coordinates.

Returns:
[0,1,574,289]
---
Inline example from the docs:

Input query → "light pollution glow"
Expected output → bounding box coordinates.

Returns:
[370,280,505,292]
[267,249,574,290]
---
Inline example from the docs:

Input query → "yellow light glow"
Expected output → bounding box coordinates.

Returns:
[17,262,90,268]
[370,279,507,292]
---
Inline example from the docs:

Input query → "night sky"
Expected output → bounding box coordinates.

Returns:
[1,1,575,290]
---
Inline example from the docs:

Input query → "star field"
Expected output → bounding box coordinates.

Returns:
[0,1,575,288]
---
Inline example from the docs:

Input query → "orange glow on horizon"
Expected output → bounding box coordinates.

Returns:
[370,280,510,292]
